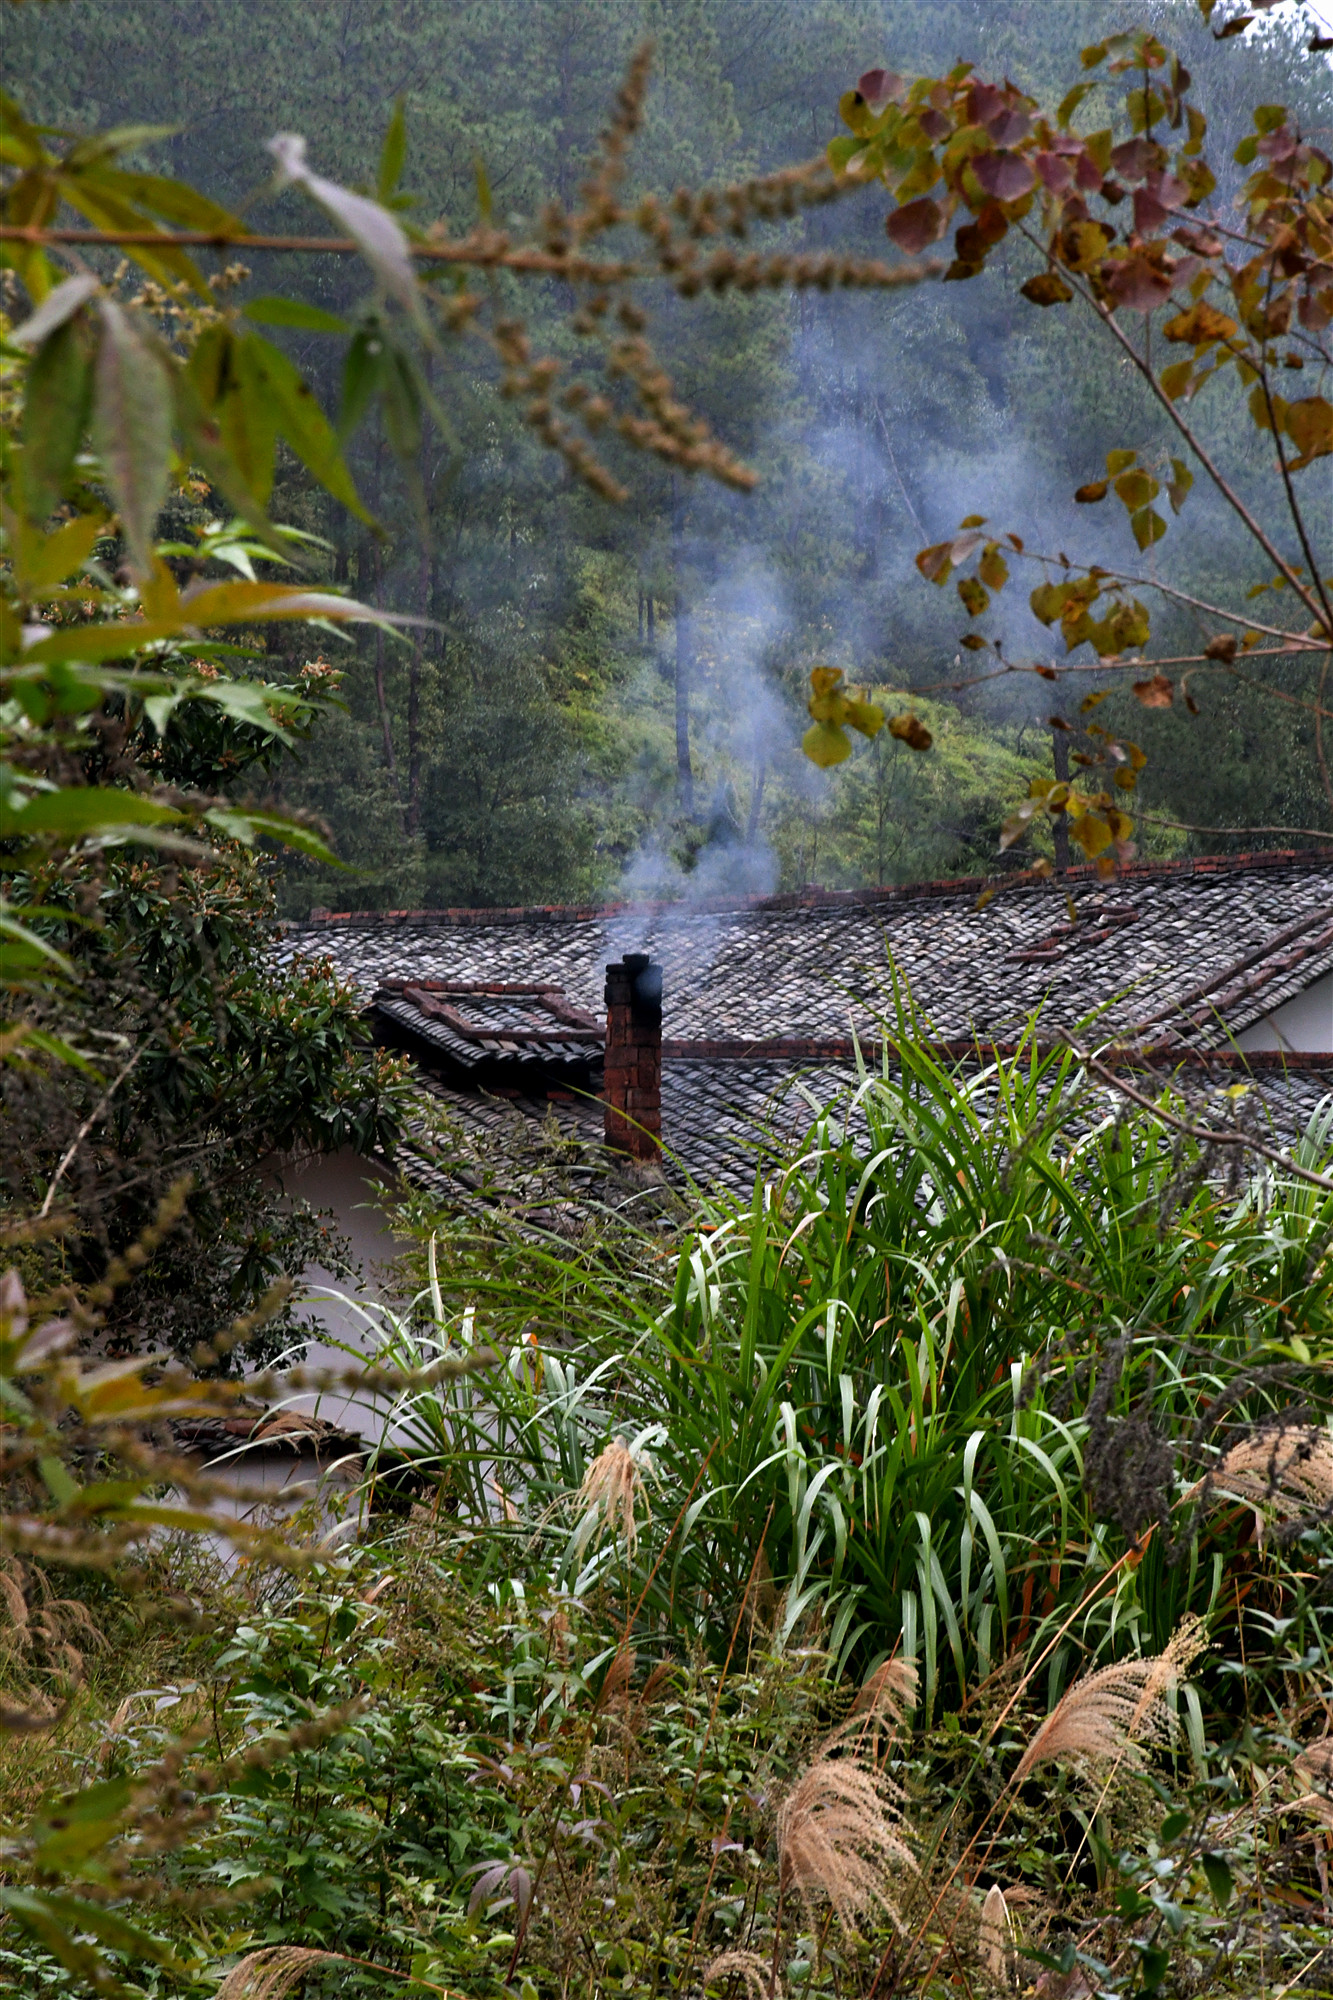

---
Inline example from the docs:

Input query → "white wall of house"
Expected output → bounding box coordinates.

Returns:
[1234,970,1333,1054]
[279,1146,415,1437]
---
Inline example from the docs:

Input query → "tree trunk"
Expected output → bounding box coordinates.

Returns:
[407,539,428,835]
[372,542,405,826]
[1051,724,1071,875]
[671,490,694,819]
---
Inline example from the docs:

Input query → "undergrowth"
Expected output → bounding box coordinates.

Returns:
[3,1036,1333,1996]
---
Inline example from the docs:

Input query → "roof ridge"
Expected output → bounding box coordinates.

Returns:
[287,846,1333,930]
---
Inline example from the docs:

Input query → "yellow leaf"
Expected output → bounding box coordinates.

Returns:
[957,575,989,616]
[1071,812,1113,858]
[1030,581,1067,626]
[1130,506,1168,550]
[1114,468,1158,510]
[1162,300,1237,346]
[803,720,852,767]
[139,558,182,622]
[844,696,886,738]
[1020,271,1074,306]
[13,514,109,597]
[1285,395,1332,470]
[915,541,954,584]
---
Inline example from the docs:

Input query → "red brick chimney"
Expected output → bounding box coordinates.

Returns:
[603,953,662,1159]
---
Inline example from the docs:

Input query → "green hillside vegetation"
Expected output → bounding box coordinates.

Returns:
[8,0,1328,912]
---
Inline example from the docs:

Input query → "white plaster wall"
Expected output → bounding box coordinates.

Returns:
[277,1146,415,1437]
[1234,970,1333,1054]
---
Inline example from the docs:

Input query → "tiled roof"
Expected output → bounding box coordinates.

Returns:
[285,850,1333,1050]
[278,851,1333,1195]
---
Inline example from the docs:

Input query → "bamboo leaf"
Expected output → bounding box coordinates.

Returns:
[90,302,172,580]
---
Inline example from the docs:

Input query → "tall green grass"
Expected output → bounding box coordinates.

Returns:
[353,1026,1333,1724]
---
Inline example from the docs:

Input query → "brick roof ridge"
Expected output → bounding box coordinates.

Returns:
[285,846,1333,931]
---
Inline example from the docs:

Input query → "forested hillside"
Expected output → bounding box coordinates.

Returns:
[9,0,1329,910]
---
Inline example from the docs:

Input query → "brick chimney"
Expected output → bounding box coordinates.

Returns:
[603,953,663,1158]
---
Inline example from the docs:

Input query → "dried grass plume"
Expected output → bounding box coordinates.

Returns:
[1213,1424,1333,1525]
[979,1883,1016,1987]
[1013,1618,1207,1784]
[776,1747,917,1935]
[214,1947,337,2000]
[577,1436,648,1556]
[702,1950,780,1999]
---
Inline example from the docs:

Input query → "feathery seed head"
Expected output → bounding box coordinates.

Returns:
[776,1748,916,1935]
[978,1883,1015,1987]
[1214,1424,1333,1524]
[702,1950,777,2000]
[577,1436,648,1556]
[214,1947,337,2000]
[1014,1618,1206,1785]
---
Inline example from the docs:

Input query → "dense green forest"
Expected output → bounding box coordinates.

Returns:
[9,0,1330,911]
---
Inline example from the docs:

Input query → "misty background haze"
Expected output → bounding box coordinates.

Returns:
[10,0,1330,910]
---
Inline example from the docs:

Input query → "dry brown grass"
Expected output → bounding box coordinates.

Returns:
[1213,1425,1333,1522]
[836,1656,918,1750]
[775,1746,917,1936]
[1291,1738,1333,1828]
[577,1437,648,1557]
[213,1947,337,2000]
[701,1949,779,1999]
[979,1882,1015,1988]
[1013,1617,1206,1784]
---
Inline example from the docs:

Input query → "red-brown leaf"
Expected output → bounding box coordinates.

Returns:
[886,197,947,253]
[972,150,1037,202]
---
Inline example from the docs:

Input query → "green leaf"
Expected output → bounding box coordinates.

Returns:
[20,321,94,522]
[339,327,387,440]
[1135,1941,1170,1992]
[38,1452,79,1506]
[0,910,75,978]
[242,332,374,525]
[243,296,351,334]
[106,168,243,235]
[205,806,341,864]
[90,302,172,580]
[1201,1853,1233,1906]
[0,1885,184,1973]
[378,97,408,202]
[1130,505,1168,550]
[0,786,181,840]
